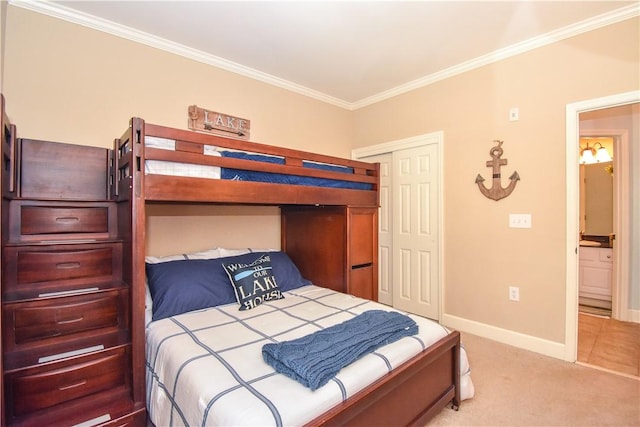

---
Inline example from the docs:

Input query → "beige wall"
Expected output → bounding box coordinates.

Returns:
[2,5,638,344]
[2,6,354,256]
[2,6,353,155]
[145,204,281,256]
[352,18,639,342]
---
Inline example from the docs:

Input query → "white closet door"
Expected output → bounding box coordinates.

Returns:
[392,144,439,320]
[360,153,393,305]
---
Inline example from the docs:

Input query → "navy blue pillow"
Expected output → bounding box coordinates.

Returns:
[146,251,311,321]
[222,254,284,311]
[146,259,237,321]
[264,251,312,291]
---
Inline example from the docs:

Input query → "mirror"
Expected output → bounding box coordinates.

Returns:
[580,161,613,236]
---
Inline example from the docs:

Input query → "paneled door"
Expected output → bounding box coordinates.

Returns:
[392,144,439,320]
[354,133,442,320]
[359,153,393,305]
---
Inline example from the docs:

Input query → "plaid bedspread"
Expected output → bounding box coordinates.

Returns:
[146,285,462,426]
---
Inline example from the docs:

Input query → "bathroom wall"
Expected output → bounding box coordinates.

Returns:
[579,136,614,236]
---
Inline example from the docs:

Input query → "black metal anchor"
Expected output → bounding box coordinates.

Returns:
[475,140,520,201]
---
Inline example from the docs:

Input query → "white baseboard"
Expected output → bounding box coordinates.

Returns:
[441,313,566,360]
[627,308,640,323]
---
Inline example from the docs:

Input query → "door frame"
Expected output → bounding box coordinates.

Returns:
[352,131,444,320]
[564,90,639,362]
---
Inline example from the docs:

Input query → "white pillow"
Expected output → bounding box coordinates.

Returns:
[145,248,224,264]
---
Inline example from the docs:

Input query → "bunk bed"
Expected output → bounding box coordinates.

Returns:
[114,117,472,426]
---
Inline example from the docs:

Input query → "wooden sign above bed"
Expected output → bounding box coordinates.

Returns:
[188,105,251,140]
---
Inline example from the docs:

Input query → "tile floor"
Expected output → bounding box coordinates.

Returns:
[577,312,640,377]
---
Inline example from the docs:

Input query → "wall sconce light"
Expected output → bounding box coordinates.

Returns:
[580,142,612,164]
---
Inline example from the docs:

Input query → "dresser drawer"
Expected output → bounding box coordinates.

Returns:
[599,248,613,263]
[349,265,374,300]
[8,200,117,242]
[100,408,147,427]
[5,346,129,417]
[6,290,124,346]
[17,247,115,283]
[3,243,123,300]
[21,206,109,235]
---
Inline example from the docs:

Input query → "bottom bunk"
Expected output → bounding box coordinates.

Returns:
[144,251,473,426]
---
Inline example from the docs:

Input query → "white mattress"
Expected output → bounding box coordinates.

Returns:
[146,285,474,426]
[144,135,221,178]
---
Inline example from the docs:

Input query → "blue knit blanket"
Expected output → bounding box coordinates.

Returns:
[262,310,418,390]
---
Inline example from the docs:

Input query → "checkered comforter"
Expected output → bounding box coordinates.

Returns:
[146,285,468,427]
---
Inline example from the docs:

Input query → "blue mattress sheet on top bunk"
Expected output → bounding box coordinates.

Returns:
[220,150,372,190]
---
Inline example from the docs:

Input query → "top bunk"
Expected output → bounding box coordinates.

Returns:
[114,118,379,206]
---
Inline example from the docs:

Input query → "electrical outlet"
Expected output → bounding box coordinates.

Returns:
[509,286,520,301]
[509,107,519,121]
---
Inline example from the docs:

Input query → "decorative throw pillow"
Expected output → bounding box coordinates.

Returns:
[222,254,284,310]
[146,258,238,321]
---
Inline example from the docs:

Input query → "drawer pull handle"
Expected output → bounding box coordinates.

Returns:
[59,379,87,391]
[55,216,80,224]
[56,262,81,270]
[352,263,373,270]
[57,316,84,325]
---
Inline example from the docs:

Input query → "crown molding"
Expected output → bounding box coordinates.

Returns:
[9,1,639,111]
[8,0,352,110]
[352,3,640,110]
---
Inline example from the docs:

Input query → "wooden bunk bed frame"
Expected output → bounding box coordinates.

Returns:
[114,117,461,426]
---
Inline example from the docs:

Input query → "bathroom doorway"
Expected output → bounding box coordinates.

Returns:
[566,91,640,377]
[577,105,639,377]
[565,91,640,362]
[578,106,635,322]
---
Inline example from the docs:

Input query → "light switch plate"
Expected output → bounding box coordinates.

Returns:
[509,286,520,301]
[509,213,531,228]
[509,107,519,121]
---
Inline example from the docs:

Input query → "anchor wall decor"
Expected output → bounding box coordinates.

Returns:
[475,140,520,201]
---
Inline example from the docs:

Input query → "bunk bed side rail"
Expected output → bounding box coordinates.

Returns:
[114,120,140,201]
[145,147,378,186]
[144,122,376,171]
[142,121,379,188]
[117,118,379,206]
[1,95,17,198]
[143,175,378,205]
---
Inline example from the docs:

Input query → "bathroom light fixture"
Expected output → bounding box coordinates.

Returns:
[580,145,596,164]
[580,142,611,164]
[594,144,612,163]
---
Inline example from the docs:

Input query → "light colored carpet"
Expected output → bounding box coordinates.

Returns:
[428,332,640,426]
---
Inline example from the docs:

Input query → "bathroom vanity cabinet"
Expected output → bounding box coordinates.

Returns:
[578,246,613,302]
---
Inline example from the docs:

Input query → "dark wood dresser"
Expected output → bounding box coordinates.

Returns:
[281,205,379,301]
[1,138,145,426]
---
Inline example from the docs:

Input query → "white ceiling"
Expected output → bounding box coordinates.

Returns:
[12,0,640,109]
